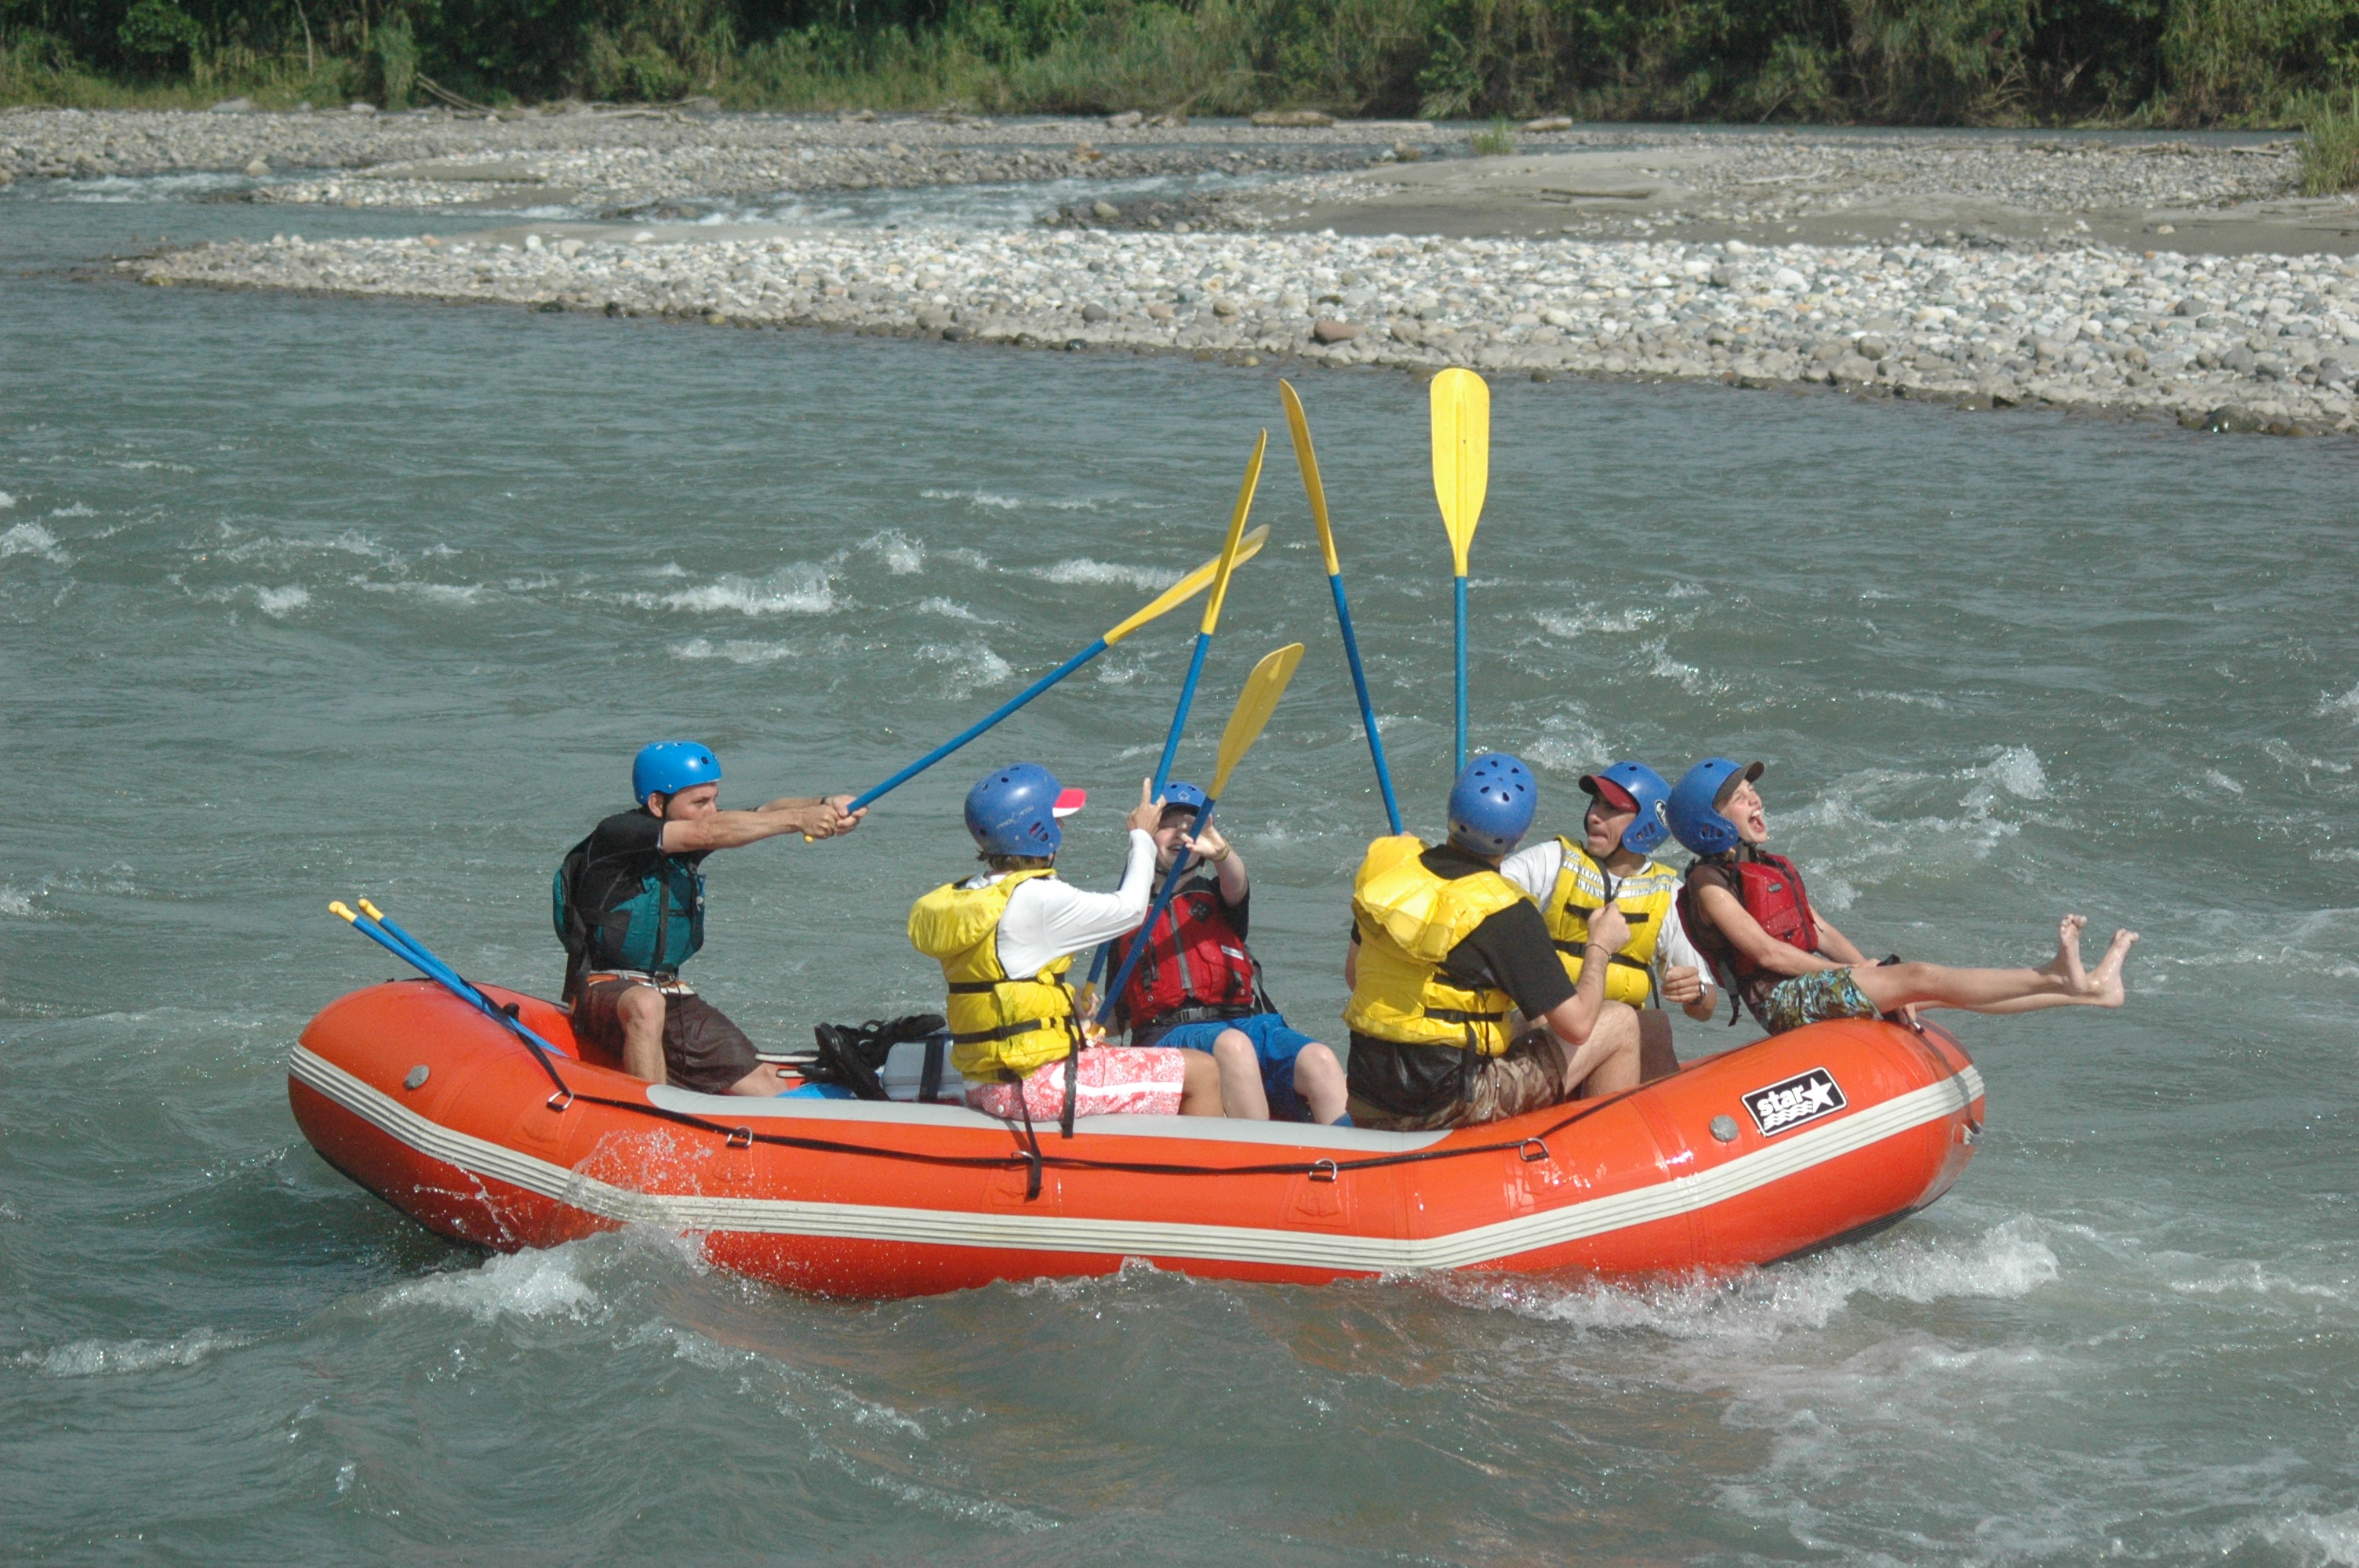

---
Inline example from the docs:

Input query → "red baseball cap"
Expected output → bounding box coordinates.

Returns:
[1051,788,1087,818]
[1579,774,1640,811]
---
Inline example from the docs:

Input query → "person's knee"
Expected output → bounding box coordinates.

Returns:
[1296,1043,1342,1082]
[1212,1029,1256,1068]
[619,985,666,1029]
[1181,1048,1221,1088]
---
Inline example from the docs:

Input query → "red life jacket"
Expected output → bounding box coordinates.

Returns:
[1112,880,1263,1036]
[1681,850,1821,1007]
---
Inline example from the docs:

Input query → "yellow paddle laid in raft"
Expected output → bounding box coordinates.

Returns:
[1430,367,1489,772]
[1095,641,1306,1026]
[1281,379,1401,834]
[829,521,1271,831]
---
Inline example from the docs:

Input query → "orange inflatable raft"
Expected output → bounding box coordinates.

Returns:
[289,980,1986,1298]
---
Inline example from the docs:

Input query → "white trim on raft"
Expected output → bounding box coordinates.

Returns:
[289,1045,1984,1276]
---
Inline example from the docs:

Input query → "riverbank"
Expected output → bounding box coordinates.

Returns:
[125,221,2359,437]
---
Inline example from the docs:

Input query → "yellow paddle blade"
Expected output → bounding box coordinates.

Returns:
[1101,524,1270,646]
[1198,430,1267,635]
[1209,642,1306,798]
[329,900,358,923]
[1278,381,1340,577]
[1430,368,1490,576]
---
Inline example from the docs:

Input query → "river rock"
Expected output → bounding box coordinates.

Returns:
[1106,111,1144,129]
[1092,201,1120,220]
[245,158,270,177]
[211,98,253,114]
[1252,110,1334,128]
[1081,302,1112,321]
[1313,319,1359,343]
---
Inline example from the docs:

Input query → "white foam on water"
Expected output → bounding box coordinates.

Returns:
[2166,1261,2347,1301]
[2245,1508,2359,1566]
[1523,713,1611,778]
[16,1327,250,1378]
[0,491,15,507]
[1532,605,1659,637]
[916,597,989,622]
[920,487,1023,511]
[375,1246,602,1323]
[2320,681,2359,720]
[0,887,38,916]
[1,522,71,564]
[49,502,93,517]
[354,579,484,605]
[650,561,688,578]
[1980,745,2048,800]
[917,639,1013,696]
[661,567,834,616]
[2204,768,2246,795]
[2314,848,2359,862]
[1641,637,1717,695]
[1451,1218,2060,1342]
[942,547,992,571]
[1031,557,1183,591]
[254,585,310,618]
[861,529,925,575]
[671,637,797,665]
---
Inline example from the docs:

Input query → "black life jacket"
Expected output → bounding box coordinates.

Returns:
[552,831,704,997]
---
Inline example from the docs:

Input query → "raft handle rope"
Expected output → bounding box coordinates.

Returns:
[328,901,1688,1186]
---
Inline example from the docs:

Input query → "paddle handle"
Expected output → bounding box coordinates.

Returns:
[846,636,1110,814]
[1327,572,1401,836]
[1150,630,1213,797]
[1094,799,1216,1027]
[1453,574,1469,773]
[334,903,566,1058]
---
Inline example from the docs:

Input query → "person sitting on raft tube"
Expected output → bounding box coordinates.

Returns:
[1499,761,1717,1084]
[1341,753,1643,1132]
[907,764,1237,1123]
[1102,782,1349,1124]
[1667,758,2138,1035]
[554,742,863,1096]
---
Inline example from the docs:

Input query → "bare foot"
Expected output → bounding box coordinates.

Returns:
[2041,914,2091,992]
[2083,929,2139,1007]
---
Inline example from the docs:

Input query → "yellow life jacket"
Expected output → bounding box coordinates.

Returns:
[1343,835,1528,1057]
[907,869,1081,1080]
[1540,838,1678,1007]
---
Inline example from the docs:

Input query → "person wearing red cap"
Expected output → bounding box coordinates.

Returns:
[1501,762,1716,1080]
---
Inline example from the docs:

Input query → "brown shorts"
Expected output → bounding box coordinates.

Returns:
[1347,1027,1571,1133]
[571,977,759,1095]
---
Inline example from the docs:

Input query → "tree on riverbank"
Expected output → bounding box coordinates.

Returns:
[2,0,2355,129]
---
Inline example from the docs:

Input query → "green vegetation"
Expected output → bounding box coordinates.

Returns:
[2300,89,2359,191]
[1469,114,1514,153]
[2,0,2357,124]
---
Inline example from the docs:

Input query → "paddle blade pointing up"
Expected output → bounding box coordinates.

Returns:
[1209,642,1305,798]
[1278,381,1340,576]
[1199,430,1268,634]
[1103,524,1270,645]
[1430,368,1490,575]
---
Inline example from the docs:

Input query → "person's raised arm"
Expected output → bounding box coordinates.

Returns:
[1538,899,1628,1053]
[1183,821,1248,905]
[658,794,864,852]
[1693,882,1837,977]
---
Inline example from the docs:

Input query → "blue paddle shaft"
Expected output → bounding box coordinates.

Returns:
[1150,631,1213,797]
[343,910,564,1057]
[1095,800,1215,1026]
[1328,572,1401,836]
[1452,574,1469,773]
[848,636,1110,813]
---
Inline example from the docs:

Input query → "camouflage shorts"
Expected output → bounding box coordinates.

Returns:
[1757,969,1882,1035]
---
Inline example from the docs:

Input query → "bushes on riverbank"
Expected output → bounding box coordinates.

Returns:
[3,0,2357,127]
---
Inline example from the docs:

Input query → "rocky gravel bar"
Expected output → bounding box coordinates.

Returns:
[129,224,2358,435]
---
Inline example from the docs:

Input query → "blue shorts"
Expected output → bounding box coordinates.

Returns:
[1143,1012,1321,1121]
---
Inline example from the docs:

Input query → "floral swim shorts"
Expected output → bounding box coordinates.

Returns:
[1757,968,1883,1036]
[964,1046,1187,1121]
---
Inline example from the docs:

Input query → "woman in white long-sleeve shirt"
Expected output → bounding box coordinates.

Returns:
[907,765,1230,1120]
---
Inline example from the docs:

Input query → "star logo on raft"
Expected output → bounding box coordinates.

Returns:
[1739,1068,1848,1137]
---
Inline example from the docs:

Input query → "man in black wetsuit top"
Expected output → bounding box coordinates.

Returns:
[554,741,862,1095]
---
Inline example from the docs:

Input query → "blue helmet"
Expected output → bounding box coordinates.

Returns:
[1666,758,1763,857]
[1582,761,1672,856]
[633,741,721,807]
[1448,753,1538,857]
[1159,781,1209,815]
[965,763,1068,857]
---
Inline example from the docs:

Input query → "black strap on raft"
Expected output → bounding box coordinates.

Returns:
[918,1038,946,1105]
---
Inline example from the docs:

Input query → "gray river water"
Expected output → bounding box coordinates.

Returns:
[4,176,2358,1566]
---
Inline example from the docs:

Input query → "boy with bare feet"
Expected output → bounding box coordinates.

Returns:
[1665,759,2135,1033]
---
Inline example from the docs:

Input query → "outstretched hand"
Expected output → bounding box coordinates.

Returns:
[1180,822,1230,864]
[801,796,867,840]
[1125,778,1165,835]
